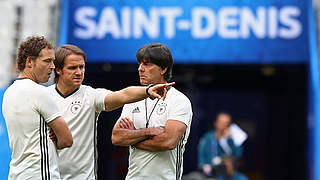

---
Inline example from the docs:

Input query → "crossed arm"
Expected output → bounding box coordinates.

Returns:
[112,118,187,152]
[111,117,164,146]
[48,116,73,149]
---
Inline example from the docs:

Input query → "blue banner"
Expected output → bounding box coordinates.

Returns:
[60,0,309,64]
[308,0,319,179]
[0,88,11,178]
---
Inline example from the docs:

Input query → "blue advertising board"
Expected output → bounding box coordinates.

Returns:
[60,0,309,64]
[0,88,11,178]
[308,1,319,180]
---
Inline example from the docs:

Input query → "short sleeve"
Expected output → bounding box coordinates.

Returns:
[168,97,192,126]
[117,104,134,122]
[36,88,61,123]
[93,88,112,112]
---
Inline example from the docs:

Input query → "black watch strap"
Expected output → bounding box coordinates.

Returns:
[146,84,155,97]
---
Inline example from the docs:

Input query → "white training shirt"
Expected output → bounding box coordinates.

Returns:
[2,78,61,180]
[48,85,111,180]
[119,87,193,180]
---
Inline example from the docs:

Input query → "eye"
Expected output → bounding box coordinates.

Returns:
[67,66,76,70]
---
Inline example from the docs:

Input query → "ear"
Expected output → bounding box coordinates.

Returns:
[160,67,167,75]
[56,68,62,76]
[25,57,34,68]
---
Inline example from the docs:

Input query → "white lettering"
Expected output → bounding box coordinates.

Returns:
[74,7,97,39]
[121,7,131,39]
[160,7,182,39]
[240,7,266,39]
[191,7,216,38]
[133,7,159,39]
[218,7,239,38]
[96,7,121,39]
[268,7,278,38]
[72,6,303,40]
[279,6,302,39]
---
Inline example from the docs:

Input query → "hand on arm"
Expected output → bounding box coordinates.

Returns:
[118,117,136,130]
[134,120,187,152]
[49,128,57,143]
[104,82,175,111]
[111,117,164,146]
[48,116,73,150]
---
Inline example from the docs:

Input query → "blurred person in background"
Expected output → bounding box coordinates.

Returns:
[2,36,73,179]
[49,44,174,180]
[112,42,193,180]
[197,112,248,180]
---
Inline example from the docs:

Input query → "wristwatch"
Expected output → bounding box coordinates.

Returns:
[146,84,155,98]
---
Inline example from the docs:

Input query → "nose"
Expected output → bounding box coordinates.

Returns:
[138,64,144,72]
[50,61,55,69]
[75,67,82,75]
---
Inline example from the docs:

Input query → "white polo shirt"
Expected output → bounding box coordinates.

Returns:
[119,87,193,180]
[2,78,61,180]
[48,85,111,180]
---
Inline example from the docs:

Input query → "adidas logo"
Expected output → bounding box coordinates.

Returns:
[132,107,140,113]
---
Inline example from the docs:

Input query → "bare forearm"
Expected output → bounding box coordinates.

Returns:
[48,117,73,150]
[134,121,187,151]
[105,83,174,111]
[120,86,149,104]
[55,137,73,150]
[112,127,151,146]
[106,86,147,111]
[135,133,177,151]
[56,141,70,150]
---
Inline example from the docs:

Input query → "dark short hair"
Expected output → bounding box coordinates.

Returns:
[215,111,232,122]
[136,43,173,81]
[17,36,53,72]
[54,44,86,83]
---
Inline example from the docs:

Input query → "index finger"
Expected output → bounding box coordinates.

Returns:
[165,82,175,87]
